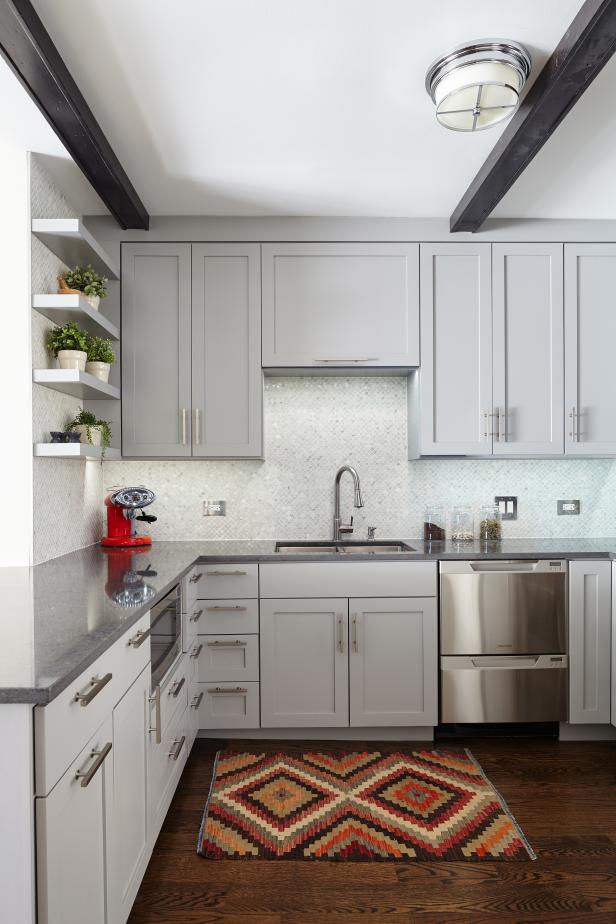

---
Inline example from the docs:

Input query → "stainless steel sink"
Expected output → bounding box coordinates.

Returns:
[275,541,415,554]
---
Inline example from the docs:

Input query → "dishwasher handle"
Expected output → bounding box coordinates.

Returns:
[441,654,568,671]
[469,560,540,572]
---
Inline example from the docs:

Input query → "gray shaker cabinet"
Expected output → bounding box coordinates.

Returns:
[419,243,493,455]
[191,244,262,458]
[492,244,564,456]
[565,244,616,456]
[261,242,419,368]
[122,243,192,457]
[569,560,612,725]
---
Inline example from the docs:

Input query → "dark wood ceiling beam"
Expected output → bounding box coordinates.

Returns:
[450,0,616,233]
[0,0,149,229]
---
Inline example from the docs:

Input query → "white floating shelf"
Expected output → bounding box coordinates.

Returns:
[33,369,120,400]
[33,294,120,339]
[34,443,121,461]
[31,219,119,280]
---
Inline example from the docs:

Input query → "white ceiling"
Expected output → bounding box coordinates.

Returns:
[27,0,614,218]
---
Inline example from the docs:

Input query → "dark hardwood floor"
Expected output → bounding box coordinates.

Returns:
[128,737,616,924]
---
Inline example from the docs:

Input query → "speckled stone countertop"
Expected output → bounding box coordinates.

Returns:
[2,538,616,705]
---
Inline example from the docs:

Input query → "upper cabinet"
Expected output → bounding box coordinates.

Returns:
[122,243,263,459]
[262,243,419,369]
[565,244,616,456]
[419,243,492,456]
[492,244,564,456]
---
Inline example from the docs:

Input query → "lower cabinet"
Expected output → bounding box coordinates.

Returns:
[260,596,438,728]
[36,716,113,924]
[569,560,612,724]
[349,597,438,726]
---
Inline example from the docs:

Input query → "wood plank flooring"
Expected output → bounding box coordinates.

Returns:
[128,737,616,924]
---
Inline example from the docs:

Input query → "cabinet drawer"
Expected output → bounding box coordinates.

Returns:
[197,598,259,634]
[198,681,260,729]
[158,655,189,735]
[35,611,150,796]
[260,561,437,599]
[183,566,203,610]
[149,704,190,838]
[195,564,258,599]
[198,635,259,682]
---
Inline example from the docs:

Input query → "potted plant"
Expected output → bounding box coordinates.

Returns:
[57,263,108,311]
[66,408,112,461]
[46,321,88,371]
[85,336,115,383]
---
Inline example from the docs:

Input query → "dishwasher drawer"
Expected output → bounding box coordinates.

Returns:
[440,655,568,723]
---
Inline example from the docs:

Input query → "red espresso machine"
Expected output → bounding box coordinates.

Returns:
[101,486,157,547]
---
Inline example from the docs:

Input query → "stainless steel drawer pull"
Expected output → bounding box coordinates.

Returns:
[190,643,203,659]
[206,639,247,648]
[189,609,203,622]
[351,614,359,653]
[205,570,247,577]
[194,408,201,446]
[190,691,204,710]
[75,742,112,788]
[180,408,187,445]
[74,673,112,707]
[207,686,248,695]
[206,605,247,612]
[189,572,203,584]
[168,735,186,761]
[149,685,162,743]
[168,677,185,698]
[313,358,378,364]
[336,614,344,653]
[569,406,579,442]
[127,628,150,648]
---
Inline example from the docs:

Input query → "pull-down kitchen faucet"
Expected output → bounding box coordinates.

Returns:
[333,465,363,541]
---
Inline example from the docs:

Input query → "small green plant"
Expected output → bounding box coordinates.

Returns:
[66,407,112,462]
[46,321,88,356]
[86,336,115,364]
[63,264,108,299]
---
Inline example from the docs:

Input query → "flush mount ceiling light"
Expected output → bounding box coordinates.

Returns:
[425,39,532,132]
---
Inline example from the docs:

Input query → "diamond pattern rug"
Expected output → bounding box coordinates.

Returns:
[197,748,535,860]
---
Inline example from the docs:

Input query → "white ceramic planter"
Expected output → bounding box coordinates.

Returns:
[85,361,111,383]
[57,349,87,371]
[86,295,100,311]
[72,424,102,446]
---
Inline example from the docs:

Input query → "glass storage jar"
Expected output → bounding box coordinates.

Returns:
[423,507,446,542]
[479,504,502,541]
[450,506,475,542]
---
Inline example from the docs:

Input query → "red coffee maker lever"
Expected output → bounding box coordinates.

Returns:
[101,486,157,548]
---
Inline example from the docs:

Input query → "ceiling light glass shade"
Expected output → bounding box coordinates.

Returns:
[426,40,531,132]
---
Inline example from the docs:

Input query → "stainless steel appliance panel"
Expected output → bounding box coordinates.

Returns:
[440,654,568,723]
[440,559,567,655]
[150,583,182,687]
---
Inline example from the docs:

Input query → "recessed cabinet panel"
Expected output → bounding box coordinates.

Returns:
[569,560,611,724]
[492,244,564,455]
[419,243,492,455]
[122,243,192,456]
[565,245,616,455]
[262,243,419,368]
[192,244,263,457]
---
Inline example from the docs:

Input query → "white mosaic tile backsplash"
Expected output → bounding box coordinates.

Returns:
[105,376,616,542]
[31,158,104,563]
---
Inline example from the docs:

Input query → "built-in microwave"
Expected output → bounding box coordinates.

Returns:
[150,583,182,687]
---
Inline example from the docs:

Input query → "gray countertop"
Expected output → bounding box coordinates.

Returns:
[2,537,616,705]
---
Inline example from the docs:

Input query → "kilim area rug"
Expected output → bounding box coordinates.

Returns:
[197,748,536,860]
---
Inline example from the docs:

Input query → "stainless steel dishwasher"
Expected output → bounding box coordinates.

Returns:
[440,560,568,723]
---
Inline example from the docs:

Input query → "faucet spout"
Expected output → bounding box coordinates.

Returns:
[333,465,363,541]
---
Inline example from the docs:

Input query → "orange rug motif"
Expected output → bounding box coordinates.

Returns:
[197,748,536,860]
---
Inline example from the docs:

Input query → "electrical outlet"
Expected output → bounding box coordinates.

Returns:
[495,496,517,520]
[558,500,580,515]
[203,500,226,516]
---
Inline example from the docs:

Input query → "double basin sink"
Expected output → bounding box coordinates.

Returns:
[275,541,416,555]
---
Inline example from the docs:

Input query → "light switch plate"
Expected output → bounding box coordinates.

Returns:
[558,499,580,515]
[495,496,517,520]
[203,500,226,516]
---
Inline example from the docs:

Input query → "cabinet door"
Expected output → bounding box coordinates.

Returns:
[260,599,349,727]
[108,666,150,924]
[122,243,192,456]
[492,244,564,456]
[569,561,612,724]
[349,598,437,727]
[419,243,492,455]
[565,245,616,455]
[36,716,112,924]
[192,244,263,457]
[612,563,616,728]
[262,243,419,368]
